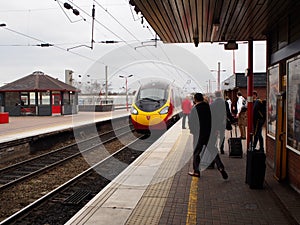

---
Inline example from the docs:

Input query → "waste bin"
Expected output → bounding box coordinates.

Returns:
[0,112,9,124]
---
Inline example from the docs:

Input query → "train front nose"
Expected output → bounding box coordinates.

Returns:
[132,113,167,130]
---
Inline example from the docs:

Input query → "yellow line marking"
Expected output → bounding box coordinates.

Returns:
[186,176,198,225]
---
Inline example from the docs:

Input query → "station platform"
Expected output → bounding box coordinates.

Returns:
[66,121,300,225]
[1,113,300,224]
[0,110,129,143]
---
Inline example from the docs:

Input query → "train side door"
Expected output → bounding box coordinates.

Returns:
[274,92,287,181]
[52,92,61,114]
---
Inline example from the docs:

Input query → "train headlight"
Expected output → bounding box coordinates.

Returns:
[159,106,169,114]
[131,106,138,115]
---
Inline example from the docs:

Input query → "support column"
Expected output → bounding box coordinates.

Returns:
[247,40,254,147]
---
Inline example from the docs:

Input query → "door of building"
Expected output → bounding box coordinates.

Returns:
[274,92,287,181]
[52,93,61,114]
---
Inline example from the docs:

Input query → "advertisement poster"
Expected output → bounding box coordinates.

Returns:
[268,65,279,137]
[287,56,300,151]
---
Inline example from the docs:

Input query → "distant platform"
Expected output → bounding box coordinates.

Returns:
[0,110,129,143]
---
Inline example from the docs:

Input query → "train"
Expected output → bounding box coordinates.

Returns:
[130,79,184,132]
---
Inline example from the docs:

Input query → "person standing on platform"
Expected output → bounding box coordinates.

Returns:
[188,92,228,179]
[181,95,193,129]
[253,91,266,151]
[226,96,232,113]
[224,97,235,149]
[236,91,247,139]
[206,91,229,179]
[188,93,211,177]
[210,91,227,154]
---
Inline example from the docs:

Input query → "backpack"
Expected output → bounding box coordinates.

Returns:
[242,98,246,106]
[241,98,247,112]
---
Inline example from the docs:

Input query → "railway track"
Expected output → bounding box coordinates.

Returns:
[0,125,134,191]
[0,114,179,224]
[0,133,157,225]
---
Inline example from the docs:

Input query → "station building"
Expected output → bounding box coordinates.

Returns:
[0,71,79,116]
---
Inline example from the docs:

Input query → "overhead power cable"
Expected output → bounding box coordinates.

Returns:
[90,1,186,83]
[1,26,99,63]
[93,0,140,42]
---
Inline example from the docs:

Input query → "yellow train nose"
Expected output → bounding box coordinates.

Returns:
[137,113,165,126]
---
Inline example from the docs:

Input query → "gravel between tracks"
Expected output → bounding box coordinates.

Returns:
[0,134,132,222]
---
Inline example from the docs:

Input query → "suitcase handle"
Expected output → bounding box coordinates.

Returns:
[248,133,254,152]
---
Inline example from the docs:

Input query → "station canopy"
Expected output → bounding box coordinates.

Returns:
[129,0,297,46]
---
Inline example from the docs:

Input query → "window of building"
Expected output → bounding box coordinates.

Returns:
[63,92,70,104]
[20,92,29,105]
[39,92,50,105]
[30,92,36,105]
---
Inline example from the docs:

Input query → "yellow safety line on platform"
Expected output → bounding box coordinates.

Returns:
[186,176,198,225]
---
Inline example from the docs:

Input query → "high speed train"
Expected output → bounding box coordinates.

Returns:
[130,80,184,132]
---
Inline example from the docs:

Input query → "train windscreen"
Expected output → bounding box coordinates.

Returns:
[137,88,167,101]
[135,87,168,112]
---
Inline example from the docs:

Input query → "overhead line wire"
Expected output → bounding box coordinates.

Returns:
[93,0,140,42]
[2,27,100,64]
[66,0,177,78]
[2,2,188,85]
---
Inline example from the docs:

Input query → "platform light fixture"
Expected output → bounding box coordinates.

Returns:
[224,40,238,50]
[193,37,199,47]
[119,74,133,111]
[63,2,80,16]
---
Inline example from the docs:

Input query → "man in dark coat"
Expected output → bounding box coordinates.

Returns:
[207,91,228,179]
[253,91,266,151]
[188,93,211,177]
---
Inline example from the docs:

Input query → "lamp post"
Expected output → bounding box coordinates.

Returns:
[119,74,133,111]
[210,62,226,91]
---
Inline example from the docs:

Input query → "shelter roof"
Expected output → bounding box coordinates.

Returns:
[129,0,298,45]
[0,71,79,92]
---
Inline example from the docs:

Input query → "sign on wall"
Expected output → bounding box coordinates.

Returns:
[268,65,279,137]
[287,55,300,152]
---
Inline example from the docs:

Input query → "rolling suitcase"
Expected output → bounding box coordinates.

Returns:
[246,134,266,189]
[228,124,243,158]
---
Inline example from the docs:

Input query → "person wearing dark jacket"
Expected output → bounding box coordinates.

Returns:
[253,91,266,151]
[207,91,228,179]
[223,99,236,155]
[188,93,211,177]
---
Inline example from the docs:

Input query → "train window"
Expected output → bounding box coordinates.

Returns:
[138,88,167,101]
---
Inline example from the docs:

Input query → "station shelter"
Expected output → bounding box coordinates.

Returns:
[0,71,79,116]
[129,0,300,192]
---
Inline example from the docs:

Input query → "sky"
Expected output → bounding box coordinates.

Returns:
[0,0,266,93]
